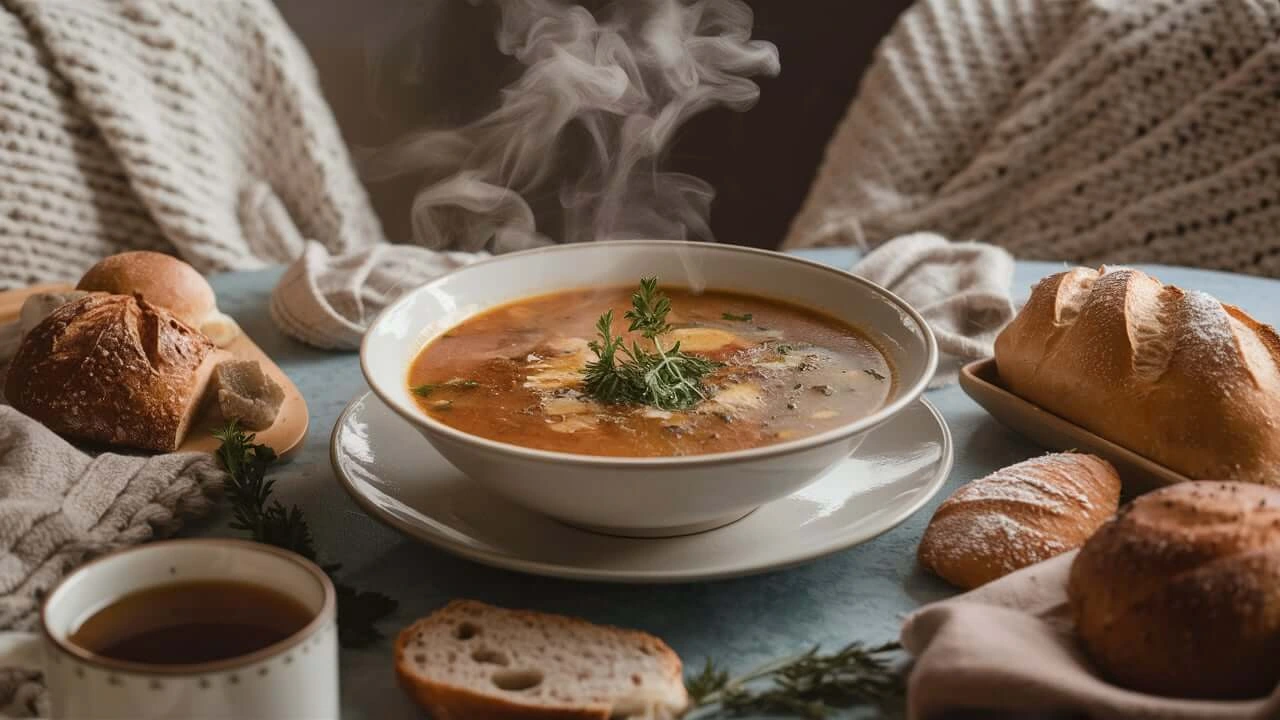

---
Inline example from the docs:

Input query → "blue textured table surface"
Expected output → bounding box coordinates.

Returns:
[196,250,1280,718]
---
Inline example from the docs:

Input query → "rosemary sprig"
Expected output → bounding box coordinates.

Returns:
[213,423,397,648]
[721,311,753,322]
[583,277,719,410]
[686,641,904,718]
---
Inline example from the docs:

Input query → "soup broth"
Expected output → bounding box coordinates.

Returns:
[408,286,894,457]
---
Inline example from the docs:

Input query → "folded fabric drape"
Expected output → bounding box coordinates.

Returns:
[786,0,1280,278]
[902,552,1280,720]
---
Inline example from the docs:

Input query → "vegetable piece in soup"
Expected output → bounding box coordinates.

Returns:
[407,283,894,458]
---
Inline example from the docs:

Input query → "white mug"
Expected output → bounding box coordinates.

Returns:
[1,539,339,719]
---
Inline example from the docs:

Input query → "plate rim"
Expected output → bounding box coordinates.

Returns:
[330,392,954,583]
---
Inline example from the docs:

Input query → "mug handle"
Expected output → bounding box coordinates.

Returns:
[0,632,43,672]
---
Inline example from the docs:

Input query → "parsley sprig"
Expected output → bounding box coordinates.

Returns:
[583,277,719,410]
[686,641,904,718]
[213,423,397,648]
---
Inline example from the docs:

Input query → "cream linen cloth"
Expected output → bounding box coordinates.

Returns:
[902,551,1280,720]
[786,0,1280,279]
[0,407,224,717]
[270,234,1014,388]
[850,233,1013,387]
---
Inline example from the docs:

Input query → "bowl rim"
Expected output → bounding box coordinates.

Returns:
[360,240,939,468]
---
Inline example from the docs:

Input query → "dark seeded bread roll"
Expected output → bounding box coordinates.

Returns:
[4,294,222,452]
[994,267,1280,484]
[1068,481,1280,699]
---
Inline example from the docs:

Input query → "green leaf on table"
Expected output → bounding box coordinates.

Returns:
[214,422,398,648]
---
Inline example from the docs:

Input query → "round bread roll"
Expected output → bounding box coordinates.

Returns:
[918,453,1120,589]
[4,294,221,452]
[1069,481,1280,699]
[77,251,238,346]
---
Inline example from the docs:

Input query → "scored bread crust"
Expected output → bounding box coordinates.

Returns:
[917,453,1120,589]
[994,267,1280,484]
[394,600,688,720]
[4,294,219,452]
[1068,481,1280,699]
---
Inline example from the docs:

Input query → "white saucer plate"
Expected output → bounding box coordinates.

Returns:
[331,392,953,583]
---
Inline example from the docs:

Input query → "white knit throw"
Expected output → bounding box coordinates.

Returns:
[0,0,385,287]
[785,0,1280,278]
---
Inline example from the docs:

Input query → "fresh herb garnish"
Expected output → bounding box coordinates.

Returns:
[864,369,886,381]
[721,311,753,322]
[214,423,397,648]
[412,379,479,396]
[775,344,795,355]
[686,641,904,718]
[583,278,720,410]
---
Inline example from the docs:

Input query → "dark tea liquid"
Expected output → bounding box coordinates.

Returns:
[68,581,313,665]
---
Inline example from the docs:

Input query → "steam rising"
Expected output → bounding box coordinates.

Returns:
[365,0,779,252]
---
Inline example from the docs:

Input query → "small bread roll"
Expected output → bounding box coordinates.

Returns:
[918,453,1120,589]
[78,251,238,346]
[1069,482,1280,699]
[18,290,89,336]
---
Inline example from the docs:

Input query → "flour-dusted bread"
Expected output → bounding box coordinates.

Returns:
[1069,482,1280,699]
[918,453,1120,589]
[395,600,688,720]
[995,267,1280,484]
[77,251,239,347]
[4,294,222,452]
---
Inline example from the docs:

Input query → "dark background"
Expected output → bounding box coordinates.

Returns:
[275,0,913,249]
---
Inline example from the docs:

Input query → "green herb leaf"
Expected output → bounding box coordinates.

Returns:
[412,379,479,396]
[584,279,720,410]
[864,369,886,381]
[214,422,397,648]
[686,641,904,718]
[721,312,753,322]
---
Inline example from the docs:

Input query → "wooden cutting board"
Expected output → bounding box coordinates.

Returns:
[0,284,308,458]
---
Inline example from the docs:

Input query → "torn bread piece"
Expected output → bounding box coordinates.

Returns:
[395,600,688,720]
[214,360,285,430]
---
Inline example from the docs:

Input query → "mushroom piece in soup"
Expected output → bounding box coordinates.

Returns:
[407,280,894,458]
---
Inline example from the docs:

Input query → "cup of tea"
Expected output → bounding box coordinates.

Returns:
[2,539,338,719]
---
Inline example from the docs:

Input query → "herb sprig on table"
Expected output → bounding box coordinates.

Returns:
[583,277,720,410]
[214,423,397,648]
[686,641,904,718]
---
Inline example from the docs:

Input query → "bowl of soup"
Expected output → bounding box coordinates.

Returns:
[360,241,937,536]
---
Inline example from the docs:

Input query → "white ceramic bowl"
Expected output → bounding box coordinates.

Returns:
[361,241,937,537]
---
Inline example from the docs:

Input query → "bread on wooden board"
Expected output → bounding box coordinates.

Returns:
[918,453,1120,589]
[394,600,688,720]
[1069,481,1280,699]
[4,294,223,452]
[994,266,1280,485]
[77,251,239,346]
[214,360,285,430]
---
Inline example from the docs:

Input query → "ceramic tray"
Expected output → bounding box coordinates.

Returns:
[959,357,1189,491]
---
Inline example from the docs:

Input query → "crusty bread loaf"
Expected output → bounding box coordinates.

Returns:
[395,600,688,720]
[77,251,239,346]
[918,453,1120,589]
[995,267,1280,484]
[1069,481,1280,699]
[214,360,285,430]
[4,294,222,452]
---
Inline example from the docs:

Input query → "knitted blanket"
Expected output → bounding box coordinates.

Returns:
[0,0,385,288]
[785,0,1280,278]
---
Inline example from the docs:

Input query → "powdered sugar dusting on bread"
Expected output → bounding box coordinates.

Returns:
[919,453,1121,589]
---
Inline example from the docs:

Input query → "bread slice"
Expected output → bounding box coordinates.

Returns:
[214,360,285,430]
[394,600,688,720]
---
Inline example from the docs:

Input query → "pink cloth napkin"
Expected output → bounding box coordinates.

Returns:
[901,552,1280,720]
